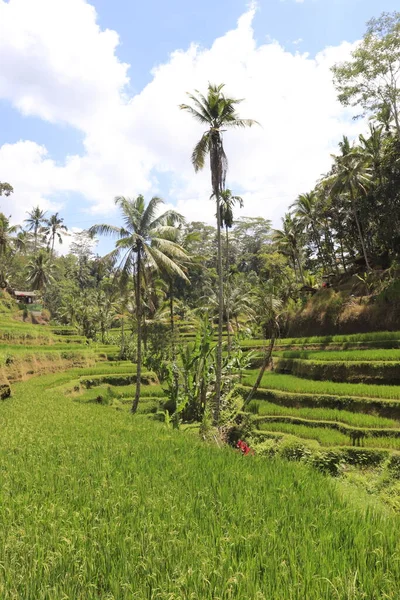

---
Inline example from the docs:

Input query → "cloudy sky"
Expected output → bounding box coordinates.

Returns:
[0,0,398,253]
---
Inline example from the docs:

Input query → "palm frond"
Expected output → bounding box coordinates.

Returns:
[145,245,189,282]
[179,104,210,125]
[192,132,211,172]
[150,209,185,230]
[226,118,260,129]
[141,196,165,232]
[88,224,125,238]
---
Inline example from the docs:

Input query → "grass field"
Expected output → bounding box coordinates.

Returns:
[257,421,400,449]
[2,372,400,599]
[243,370,400,400]
[276,348,400,361]
[248,400,399,428]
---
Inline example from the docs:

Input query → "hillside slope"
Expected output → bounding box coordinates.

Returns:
[285,276,400,337]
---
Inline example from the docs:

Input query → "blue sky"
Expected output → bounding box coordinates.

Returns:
[0,0,398,255]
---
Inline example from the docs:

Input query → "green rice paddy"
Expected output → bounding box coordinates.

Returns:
[243,370,400,400]
[2,372,400,599]
[248,400,399,428]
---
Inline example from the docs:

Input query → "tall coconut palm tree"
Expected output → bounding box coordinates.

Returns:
[25,206,47,253]
[26,250,55,292]
[272,214,305,283]
[328,145,373,271]
[42,213,68,258]
[89,195,188,414]
[218,189,244,264]
[359,124,385,185]
[291,191,326,270]
[180,83,258,422]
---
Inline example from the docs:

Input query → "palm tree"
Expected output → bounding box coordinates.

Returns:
[291,191,325,270]
[218,189,244,269]
[0,213,21,288]
[89,195,188,413]
[26,250,55,291]
[273,214,305,283]
[359,124,385,186]
[328,143,373,271]
[180,83,258,422]
[25,206,47,253]
[0,213,20,258]
[42,213,68,257]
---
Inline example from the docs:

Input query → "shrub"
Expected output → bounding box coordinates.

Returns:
[279,437,313,462]
[253,439,279,457]
[308,450,344,476]
[387,454,400,479]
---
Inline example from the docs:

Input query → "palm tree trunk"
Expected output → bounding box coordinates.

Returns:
[244,331,276,406]
[339,236,347,273]
[34,225,38,254]
[215,191,224,424]
[120,317,125,359]
[170,278,179,395]
[297,254,305,284]
[350,189,371,271]
[132,253,142,414]
[225,226,232,356]
[169,279,175,348]
[312,225,326,271]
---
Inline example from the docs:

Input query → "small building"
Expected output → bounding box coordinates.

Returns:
[12,291,37,305]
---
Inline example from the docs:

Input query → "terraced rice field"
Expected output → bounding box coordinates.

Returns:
[242,332,400,460]
[2,360,400,598]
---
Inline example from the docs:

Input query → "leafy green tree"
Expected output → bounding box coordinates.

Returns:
[89,195,188,414]
[25,207,47,254]
[180,83,257,422]
[332,12,400,139]
[0,182,13,197]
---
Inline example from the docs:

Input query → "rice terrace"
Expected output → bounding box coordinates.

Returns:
[2,1,400,599]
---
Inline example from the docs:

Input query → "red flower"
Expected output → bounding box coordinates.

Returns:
[236,439,252,455]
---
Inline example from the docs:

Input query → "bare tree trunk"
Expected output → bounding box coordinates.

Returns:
[132,253,142,414]
[297,254,305,284]
[169,278,179,396]
[339,236,347,273]
[351,189,371,271]
[244,331,276,406]
[312,225,326,271]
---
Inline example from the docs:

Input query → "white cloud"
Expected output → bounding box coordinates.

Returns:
[0,0,364,233]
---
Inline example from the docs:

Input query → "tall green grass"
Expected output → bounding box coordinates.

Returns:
[277,331,400,345]
[1,373,400,598]
[257,422,400,449]
[243,370,400,400]
[248,400,399,428]
[277,349,400,362]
